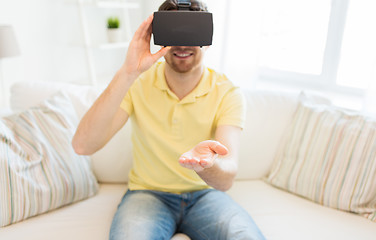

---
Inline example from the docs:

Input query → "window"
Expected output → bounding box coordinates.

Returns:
[336,0,376,89]
[256,0,352,93]
[207,0,376,110]
[259,0,331,75]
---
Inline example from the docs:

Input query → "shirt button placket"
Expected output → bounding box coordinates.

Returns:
[172,103,182,137]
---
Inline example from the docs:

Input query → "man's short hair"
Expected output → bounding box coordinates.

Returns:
[158,0,208,12]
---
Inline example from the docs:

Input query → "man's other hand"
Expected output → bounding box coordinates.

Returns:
[178,140,228,172]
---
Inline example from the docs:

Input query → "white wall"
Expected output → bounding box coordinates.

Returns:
[0,0,144,107]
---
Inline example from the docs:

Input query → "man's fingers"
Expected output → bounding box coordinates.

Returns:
[179,157,203,171]
[140,14,153,39]
[179,156,199,163]
[214,143,228,156]
[199,159,209,167]
[143,15,154,39]
[134,14,153,40]
[205,141,228,156]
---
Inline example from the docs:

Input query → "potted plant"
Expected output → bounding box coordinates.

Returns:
[107,17,121,43]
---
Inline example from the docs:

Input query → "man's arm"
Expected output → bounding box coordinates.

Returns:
[179,125,241,191]
[72,15,170,155]
[71,73,131,155]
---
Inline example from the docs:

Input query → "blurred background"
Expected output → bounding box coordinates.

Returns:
[0,0,375,114]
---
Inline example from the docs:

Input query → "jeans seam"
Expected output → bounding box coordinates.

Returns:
[180,220,210,240]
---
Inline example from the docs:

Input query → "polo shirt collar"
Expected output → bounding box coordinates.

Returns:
[154,61,213,104]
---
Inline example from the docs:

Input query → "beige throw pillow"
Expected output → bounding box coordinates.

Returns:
[0,91,98,227]
[267,94,376,221]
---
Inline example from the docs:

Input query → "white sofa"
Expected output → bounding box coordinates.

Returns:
[0,81,375,240]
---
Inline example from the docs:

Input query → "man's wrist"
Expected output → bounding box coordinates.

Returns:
[116,67,139,86]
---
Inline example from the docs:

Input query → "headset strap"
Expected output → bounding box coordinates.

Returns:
[177,0,191,10]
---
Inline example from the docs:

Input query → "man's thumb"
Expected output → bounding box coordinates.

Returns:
[210,141,228,156]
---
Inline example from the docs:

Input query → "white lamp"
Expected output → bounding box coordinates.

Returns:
[0,25,21,107]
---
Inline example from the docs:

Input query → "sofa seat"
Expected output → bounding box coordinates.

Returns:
[1,180,375,240]
[229,180,376,240]
[0,184,127,240]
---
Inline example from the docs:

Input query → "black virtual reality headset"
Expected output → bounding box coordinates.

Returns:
[152,0,213,47]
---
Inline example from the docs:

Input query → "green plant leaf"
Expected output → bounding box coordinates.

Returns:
[107,17,120,29]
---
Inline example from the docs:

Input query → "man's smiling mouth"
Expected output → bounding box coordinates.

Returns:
[173,52,194,59]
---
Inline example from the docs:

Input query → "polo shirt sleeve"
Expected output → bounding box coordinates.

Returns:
[216,87,246,129]
[120,90,134,116]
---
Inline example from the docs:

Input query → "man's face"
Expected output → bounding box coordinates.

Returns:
[164,46,206,73]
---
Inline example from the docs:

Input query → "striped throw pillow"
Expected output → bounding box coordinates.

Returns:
[267,94,376,221]
[0,91,98,227]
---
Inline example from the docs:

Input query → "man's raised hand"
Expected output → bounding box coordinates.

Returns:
[122,14,170,79]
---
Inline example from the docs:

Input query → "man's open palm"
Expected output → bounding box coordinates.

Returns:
[179,140,228,172]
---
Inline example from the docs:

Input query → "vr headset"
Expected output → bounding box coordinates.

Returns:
[152,0,213,47]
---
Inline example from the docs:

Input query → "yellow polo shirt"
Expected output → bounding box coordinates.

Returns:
[120,61,245,193]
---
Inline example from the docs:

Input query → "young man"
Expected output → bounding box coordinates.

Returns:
[72,1,265,239]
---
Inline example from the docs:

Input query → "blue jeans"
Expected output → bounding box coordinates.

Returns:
[109,189,265,240]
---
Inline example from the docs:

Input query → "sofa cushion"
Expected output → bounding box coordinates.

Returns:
[267,94,376,221]
[237,90,300,179]
[10,81,103,120]
[228,180,376,240]
[92,122,132,183]
[10,81,132,183]
[0,109,12,117]
[237,90,331,180]
[0,91,98,227]
[0,184,127,240]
